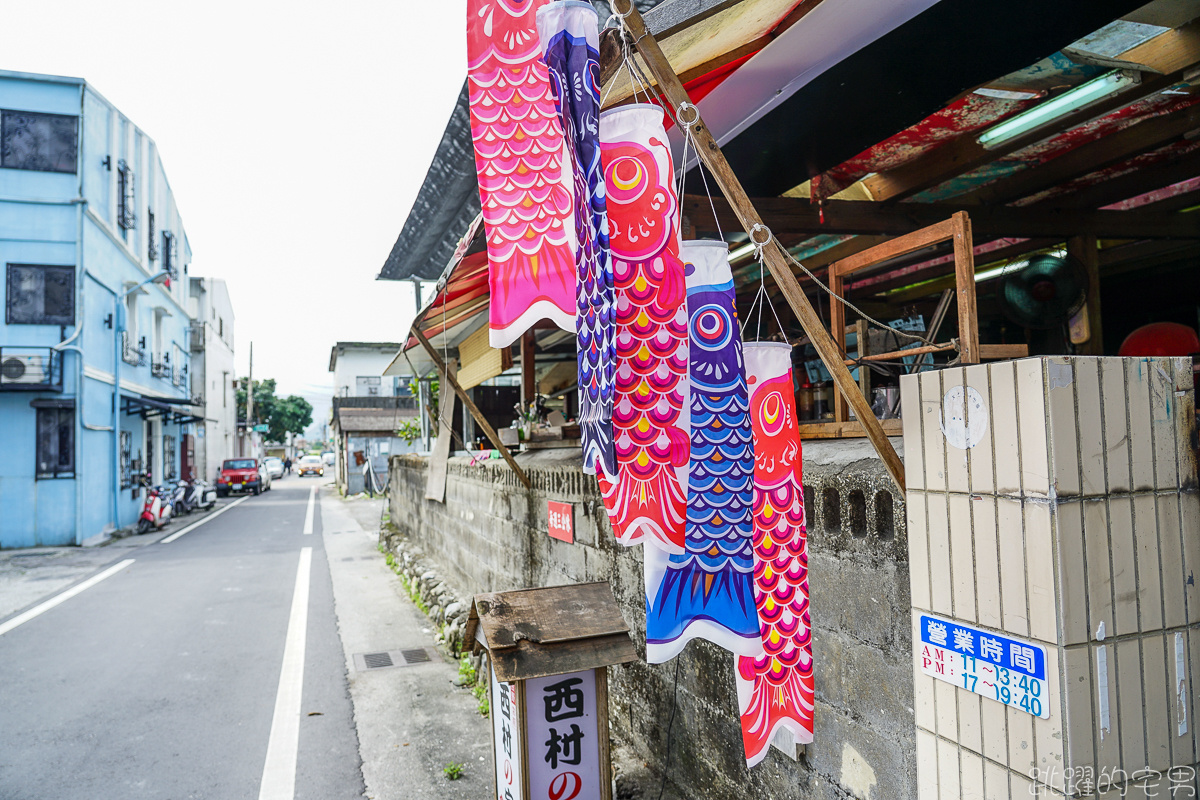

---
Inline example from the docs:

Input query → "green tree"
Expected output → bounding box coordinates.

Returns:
[236,379,313,443]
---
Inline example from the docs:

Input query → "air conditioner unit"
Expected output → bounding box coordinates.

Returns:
[1,354,49,384]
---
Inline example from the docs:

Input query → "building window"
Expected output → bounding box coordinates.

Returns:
[35,405,74,478]
[117,160,136,232]
[120,430,133,489]
[357,376,381,397]
[0,109,78,173]
[163,435,177,481]
[162,231,177,277]
[147,210,158,261]
[6,264,75,326]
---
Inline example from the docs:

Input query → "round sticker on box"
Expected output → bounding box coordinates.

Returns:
[940,385,987,450]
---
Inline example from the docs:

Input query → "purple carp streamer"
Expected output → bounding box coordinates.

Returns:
[537,1,615,477]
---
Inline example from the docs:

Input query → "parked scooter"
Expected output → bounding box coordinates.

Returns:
[137,479,174,534]
[168,481,190,515]
[182,478,218,512]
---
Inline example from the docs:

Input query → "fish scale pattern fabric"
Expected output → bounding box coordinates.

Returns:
[736,341,815,767]
[537,1,616,477]
[467,0,576,348]
[645,241,759,662]
[595,103,690,553]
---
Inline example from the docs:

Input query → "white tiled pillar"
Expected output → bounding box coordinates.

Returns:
[902,356,1199,799]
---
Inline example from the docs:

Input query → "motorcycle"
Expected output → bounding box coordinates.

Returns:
[136,481,173,534]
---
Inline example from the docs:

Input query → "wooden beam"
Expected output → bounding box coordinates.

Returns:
[521,330,537,407]
[1067,235,1103,356]
[958,103,1200,207]
[859,237,1059,297]
[856,71,1191,204]
[611,0,906,493]
[830,218,958,276]
[1045,146,1200,211]
[683,193,1200,239]
[412,326,532,489]
[951,212,980,364]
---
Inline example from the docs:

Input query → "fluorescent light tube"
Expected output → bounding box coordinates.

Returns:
[977,71,1138,149]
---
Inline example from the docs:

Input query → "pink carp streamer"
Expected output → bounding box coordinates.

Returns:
[596,104,689,554]
[467,0,576,348]
[736,342,814,766]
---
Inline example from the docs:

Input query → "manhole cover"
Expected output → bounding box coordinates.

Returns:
[353,648,438,672]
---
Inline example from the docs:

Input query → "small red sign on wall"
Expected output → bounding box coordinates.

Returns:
[548,501,574,543]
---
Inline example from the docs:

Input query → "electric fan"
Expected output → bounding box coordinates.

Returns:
[996,253,1089,330]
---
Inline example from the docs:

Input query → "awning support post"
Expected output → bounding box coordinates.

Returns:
[611,0,905,492]
[411,326,533,489]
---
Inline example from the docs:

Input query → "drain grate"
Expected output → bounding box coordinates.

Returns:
[362,652,394,669]
[353,647,438,672]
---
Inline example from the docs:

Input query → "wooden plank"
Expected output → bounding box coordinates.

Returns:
[796,419,904,439]
[424,358,457,503]
[830,269,847,423]
[683,193,1200,239]
[412,326,532,489]
[1067,235,1103,356]
[850,237,1059,298]
[1047,146,1200,211]
[951,212,979,364]
[832,218,957,276]
[978,344,1029,360]
[489,634,639,684]
[520,330,536,406]
[613,0,905,493]
[856,318,871,413]
[474,582,631,651]
[1114,19,1200,74]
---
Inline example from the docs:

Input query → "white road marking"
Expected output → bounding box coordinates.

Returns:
[302,487,316,535]
[160,496,251,543]
[258,547,313,800]
[0,559,135,638]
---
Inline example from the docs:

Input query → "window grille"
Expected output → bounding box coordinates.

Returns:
[163,435,177,481]
[35,405,74,478]
[6,264,75,326]
[162,231,177,278]
[0,109,78,173]
[147,210,158,261]
[117,160,136,231]
[120,430,133,489]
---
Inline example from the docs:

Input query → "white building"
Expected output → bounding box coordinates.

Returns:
[328,341,405,397]
[187,277,236,481]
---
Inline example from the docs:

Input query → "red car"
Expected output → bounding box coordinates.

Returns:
[217,458,265,496]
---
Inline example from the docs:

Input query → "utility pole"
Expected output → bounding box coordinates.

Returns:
[246,342,254,459]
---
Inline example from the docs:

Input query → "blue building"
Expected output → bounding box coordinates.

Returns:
[1,69,198,548]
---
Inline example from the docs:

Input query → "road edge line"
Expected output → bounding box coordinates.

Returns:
[160,495,251,544]
[302,487,316,535]
[257,546,313,800]
[0,559,135,638]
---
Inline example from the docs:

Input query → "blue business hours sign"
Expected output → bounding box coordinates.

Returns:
[918,614,1050,719]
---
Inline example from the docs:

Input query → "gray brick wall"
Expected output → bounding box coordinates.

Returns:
[386,441,913,800]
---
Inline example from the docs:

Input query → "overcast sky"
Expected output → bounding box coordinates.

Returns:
[1,0,468,424]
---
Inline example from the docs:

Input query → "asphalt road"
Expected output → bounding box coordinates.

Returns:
[0,476,363,800]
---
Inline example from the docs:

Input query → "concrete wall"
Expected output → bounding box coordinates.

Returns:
[386,440,914,800]
[331,348,402,398]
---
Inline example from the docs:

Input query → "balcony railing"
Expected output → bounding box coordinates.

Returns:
[121,332,146,366]
[151,358,172,380]
[172,362,188,388]
[0,347,63,392]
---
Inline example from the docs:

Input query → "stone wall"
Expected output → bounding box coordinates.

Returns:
[384,440,913,800]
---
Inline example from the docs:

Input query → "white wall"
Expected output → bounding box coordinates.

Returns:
[332,348,401,397]
[189,276,237,479]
